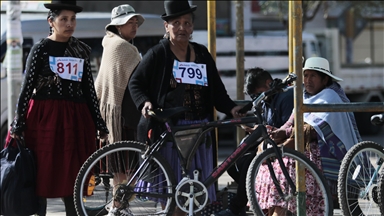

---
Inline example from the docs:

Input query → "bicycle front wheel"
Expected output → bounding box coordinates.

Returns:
[246,147,333,216]
[74,140,177,216]
[338,141,384,216]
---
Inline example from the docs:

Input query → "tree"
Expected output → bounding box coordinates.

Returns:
[257,1,384,30]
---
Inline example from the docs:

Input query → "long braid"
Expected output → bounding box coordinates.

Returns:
[47,10,53,36]
[47,10,61,36]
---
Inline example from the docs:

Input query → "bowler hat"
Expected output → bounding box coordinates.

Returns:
[161,0,197,21]
[303,57,343,82]
[44,0,83,13]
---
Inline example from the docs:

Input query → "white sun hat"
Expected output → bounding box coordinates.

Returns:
[303,57,343,82]
[105,4,145,30]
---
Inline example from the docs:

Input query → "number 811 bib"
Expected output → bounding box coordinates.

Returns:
[49,56,84,82]
[173,60,208,86]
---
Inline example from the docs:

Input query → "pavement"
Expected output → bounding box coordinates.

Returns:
[44,156,343,216]
[44,127,383,215]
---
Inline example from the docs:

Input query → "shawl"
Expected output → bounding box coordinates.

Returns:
[304,88,359,151]
[95,31,141,143]
[303,86,361,181]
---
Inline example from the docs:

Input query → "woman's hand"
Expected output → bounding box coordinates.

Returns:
[241,124,258,133]
[10,132,23,142]
[98,130,108,140]
[141,101,153,119]
[270,128,287,144]
[231,105,246,118]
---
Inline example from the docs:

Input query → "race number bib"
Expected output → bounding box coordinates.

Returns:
[173,60,208,86]
[49,56,84,82]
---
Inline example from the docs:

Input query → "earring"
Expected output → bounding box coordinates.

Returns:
[189,34,193,40]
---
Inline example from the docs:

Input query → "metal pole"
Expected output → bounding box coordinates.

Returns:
[207,1,216,60]
[288,1,294,72]
[207,0,219,191]
[292,1,306,215]
[7,0,23,126]
[235,0,245,145]
[345,8,354,63]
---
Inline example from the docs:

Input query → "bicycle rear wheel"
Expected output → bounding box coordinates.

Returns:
[246,147,333,216]
[338,141,384,216]
[74,141,176,216]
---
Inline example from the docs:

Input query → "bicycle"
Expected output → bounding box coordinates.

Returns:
[73,73,333,216]
[337,113,384,216]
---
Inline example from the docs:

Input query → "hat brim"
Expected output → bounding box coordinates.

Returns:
[161,6,197,21]
[303,67,343,82]
[105,13,145,30]
[44,3,83,13]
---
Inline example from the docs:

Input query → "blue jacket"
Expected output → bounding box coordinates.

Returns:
[262,87,294,128]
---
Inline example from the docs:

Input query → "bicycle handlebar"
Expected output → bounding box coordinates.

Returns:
[238,73,297,114]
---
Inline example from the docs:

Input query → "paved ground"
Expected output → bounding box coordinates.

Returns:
[45,158,344,216]
[45,127,383,215]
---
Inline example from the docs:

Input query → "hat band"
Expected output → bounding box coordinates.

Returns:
[309,66,332,74]
[112,11,135,19]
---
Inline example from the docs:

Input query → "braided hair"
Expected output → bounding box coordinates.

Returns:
[47,10,62,36]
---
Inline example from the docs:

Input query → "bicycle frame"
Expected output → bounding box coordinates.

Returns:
[125,74,299,213]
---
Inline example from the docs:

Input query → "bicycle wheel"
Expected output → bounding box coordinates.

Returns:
[246,147,333,216]
[74,140,177,216]
[338,141,384,216]
[379,168,384,215]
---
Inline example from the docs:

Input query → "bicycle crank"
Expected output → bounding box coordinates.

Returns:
[175,170,209,214]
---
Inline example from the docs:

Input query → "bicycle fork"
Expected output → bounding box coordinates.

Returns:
[264,139,297,201]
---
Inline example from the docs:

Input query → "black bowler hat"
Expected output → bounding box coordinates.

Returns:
[44,0,83,13]
[161,0,197,21]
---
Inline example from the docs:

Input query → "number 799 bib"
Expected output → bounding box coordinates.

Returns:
[173,60,208,86]
[49,56,84,82]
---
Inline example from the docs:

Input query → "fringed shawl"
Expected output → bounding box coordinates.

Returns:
[95,31,141,143]
[303,83,362,181]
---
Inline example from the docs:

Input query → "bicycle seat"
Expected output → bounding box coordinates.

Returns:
[371,113,384,126]
[151,107,191,122]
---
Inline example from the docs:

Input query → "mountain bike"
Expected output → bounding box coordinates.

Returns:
[338,113,384,216]
[73,73,333,215]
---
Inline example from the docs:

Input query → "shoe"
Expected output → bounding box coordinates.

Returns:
[107,207,133,216]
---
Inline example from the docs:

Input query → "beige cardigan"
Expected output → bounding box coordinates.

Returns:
[95,31,141,143]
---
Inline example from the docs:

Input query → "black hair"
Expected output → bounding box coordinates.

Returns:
[106,25,119,35]
[47,10,62,36]
[314,71,333,86]
[244,67,272,95]
[47,9,78,36]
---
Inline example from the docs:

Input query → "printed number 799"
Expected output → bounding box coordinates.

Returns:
[179,67,202,79]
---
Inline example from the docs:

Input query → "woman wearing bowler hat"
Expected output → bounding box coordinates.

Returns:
[129,0,244,215]
[7,0,108,215]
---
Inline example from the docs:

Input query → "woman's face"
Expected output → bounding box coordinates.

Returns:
[49,10,76,41]
[118,16,139,41]
[165,13,194,43]
[304,70,329,95]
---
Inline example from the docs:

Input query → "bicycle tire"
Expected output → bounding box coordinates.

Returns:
[74,140,177,216]
[379,168,384,215]
[338,141,384,216]
[246,147,333,216]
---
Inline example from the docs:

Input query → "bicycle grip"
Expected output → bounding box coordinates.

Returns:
[238,101,253,114]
